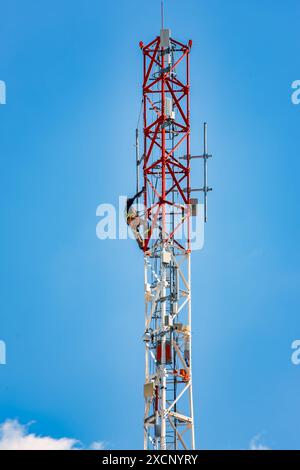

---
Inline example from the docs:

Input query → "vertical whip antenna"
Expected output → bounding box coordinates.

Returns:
[201,122,212,223]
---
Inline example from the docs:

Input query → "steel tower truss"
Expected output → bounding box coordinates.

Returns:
[138,30,196,451]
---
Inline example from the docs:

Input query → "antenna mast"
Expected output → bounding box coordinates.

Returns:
[136,21,212,451]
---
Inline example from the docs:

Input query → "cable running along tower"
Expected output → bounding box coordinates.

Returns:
[132,24,212,450]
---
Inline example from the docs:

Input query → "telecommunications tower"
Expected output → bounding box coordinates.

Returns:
[132,20,212,451]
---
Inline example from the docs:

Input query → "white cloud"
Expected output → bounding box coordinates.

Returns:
[0,420,104,451]
[89,441,105,450]
[249,434,271,451]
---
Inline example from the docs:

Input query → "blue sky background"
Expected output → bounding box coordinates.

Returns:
[0,0,300,450]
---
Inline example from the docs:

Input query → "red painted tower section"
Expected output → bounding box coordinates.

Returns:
[140,34,193,253]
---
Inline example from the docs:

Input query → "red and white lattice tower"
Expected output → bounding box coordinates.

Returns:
[134,26,211,450]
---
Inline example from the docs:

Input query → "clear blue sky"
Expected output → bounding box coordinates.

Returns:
[0,0,300,450]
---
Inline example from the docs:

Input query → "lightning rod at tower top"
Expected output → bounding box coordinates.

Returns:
[125,6,212,450]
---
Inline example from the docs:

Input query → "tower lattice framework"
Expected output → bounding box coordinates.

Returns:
[137,29,199,451]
